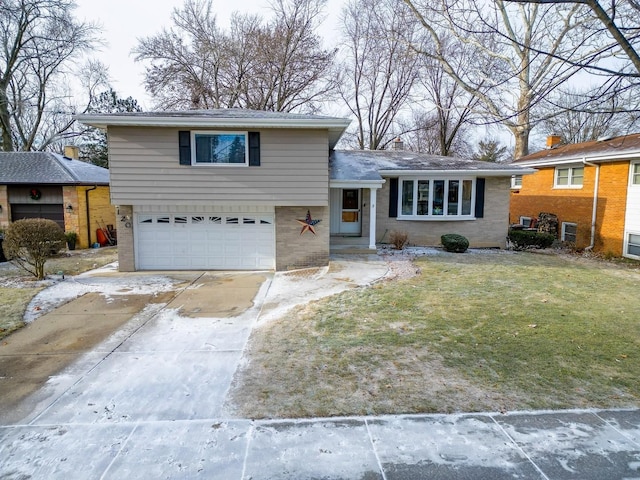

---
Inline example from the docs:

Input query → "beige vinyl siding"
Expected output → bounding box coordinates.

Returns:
[108,127,329,206]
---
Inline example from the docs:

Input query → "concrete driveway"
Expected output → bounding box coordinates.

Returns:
[0,257,388,425]
[2,257,640,479]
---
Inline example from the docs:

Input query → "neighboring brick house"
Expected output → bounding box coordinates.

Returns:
[76,109,529,272]
[0,150,115,249]
[510,134,640,259]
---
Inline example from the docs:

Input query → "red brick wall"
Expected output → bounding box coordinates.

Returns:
[510,161,629,255]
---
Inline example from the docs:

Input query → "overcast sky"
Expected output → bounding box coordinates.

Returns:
[74,0,345,109]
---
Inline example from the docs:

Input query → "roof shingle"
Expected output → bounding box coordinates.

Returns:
[512,133,640,165]
[0,152,109,185]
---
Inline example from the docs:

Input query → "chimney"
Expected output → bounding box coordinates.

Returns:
[393,137,404,151]
[546,135,562,149]
[63,145,79,159]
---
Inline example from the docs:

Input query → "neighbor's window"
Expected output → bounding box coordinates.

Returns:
[632,163,640,185]
[511,175,523,188]
[192,131,248,165]
[519,216,533,228]
[400,178,474,218]
[627,233,640,257]
[555,166,583,187]
[562,222,577,243]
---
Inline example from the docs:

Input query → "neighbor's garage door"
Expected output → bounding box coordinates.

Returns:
[135,211,275,270]
[11,204,64,230]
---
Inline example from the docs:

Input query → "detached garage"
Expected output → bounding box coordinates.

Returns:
[134,207,275,270]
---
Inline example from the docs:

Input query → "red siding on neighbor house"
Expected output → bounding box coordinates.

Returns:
[510,161,629,255]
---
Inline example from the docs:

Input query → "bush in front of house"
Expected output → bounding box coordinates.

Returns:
[389,230,409,250]
[507,229,555,250]
[2,218,66,279]
[441,234,469,253]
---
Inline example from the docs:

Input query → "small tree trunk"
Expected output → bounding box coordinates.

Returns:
[0,84,14,151]
[36,260,45,280]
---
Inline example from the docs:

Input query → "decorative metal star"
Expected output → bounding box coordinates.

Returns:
[297,210,321,235]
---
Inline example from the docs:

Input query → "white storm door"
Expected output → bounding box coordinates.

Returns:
[339,189,361,235]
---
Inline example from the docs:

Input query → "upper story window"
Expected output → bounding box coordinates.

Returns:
[555,166,583,188]
[632,163,640,185]
[192,131,248,165]
[399,178,474,219]
[511,174,522,188]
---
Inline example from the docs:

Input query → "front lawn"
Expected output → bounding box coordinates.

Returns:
[229,251,640,418]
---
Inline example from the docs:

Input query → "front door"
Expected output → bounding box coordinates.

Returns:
[339,189,361,235]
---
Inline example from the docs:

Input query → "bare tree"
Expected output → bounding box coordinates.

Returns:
[504,0,640,75]
[403,0,599,158]
[337,0,421,150]
[400,108,474,157]
[407,41,479,157]
[538,87,634,143]
[134,0,335,112]
[0,0,100,151]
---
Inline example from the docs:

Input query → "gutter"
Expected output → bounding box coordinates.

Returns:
[583,157,600,251]
[379,168,536,177]
[515,151,640,168]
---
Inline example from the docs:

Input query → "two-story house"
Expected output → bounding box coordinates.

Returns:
[510,134,640,259]
[77,109,528,271]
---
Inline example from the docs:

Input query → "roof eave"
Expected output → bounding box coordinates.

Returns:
[330,179,386,189]
[75,114,352,131]
[76,114,350,150]
[379,168,535,176]
[515,150,640,167]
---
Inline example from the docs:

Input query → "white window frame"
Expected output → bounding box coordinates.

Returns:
[630,162,640,186]
[191,131,249,166]
[554,166,584,188]
[519,216,533,228]
[511,174,523,189]
[398,177,476,220]
[561,222,577,243]
[625,232,640,259]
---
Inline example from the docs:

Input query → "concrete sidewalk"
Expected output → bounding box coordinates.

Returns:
[1,409,639,478]
[2,256,639,479]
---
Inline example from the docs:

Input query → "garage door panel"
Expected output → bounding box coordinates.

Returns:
[135,211,275,270]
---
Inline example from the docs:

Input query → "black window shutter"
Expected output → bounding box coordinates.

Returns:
[389,178,398,218]
[178,131,191,165]
[248,132,260,166]
[475,178,485,218]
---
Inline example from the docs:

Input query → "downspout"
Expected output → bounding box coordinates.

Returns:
[85,185,97,247]
[583,158,600,251]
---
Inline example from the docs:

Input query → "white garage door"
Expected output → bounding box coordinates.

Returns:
[135,210,275,270]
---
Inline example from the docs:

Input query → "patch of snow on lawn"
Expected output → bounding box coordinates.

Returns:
[24,265,183,323]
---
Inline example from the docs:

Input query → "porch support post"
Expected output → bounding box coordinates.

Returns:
[369,188,377,250]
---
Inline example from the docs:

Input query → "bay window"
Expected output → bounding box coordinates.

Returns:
[399,178,474,218]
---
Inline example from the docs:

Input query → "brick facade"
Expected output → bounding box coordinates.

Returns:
[509,162,629,255]
[275,206,330,270]
[60,186,115,249]
[62,186,80,238]
[376,177,511,248]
